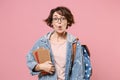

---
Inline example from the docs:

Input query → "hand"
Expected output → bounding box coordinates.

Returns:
[38,61,55,74]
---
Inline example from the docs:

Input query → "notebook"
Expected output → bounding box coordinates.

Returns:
[32,47,51,75]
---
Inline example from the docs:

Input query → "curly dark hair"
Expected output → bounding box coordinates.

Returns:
[44,6,75,28]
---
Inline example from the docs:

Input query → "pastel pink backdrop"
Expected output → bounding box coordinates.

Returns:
[0,0,120,80]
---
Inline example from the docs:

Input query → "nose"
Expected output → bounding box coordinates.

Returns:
[57,19,62,24]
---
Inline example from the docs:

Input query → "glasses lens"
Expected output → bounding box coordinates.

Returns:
[53,17,66,22]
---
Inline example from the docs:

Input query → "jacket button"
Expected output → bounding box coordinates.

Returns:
[37,46,39,49]
[77,43,79,46]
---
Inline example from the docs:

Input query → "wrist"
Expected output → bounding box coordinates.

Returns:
[35,64,41,71]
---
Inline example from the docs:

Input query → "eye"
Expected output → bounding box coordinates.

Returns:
[62,17,66,20]
[61,17,66,20]
[53,18,58,20]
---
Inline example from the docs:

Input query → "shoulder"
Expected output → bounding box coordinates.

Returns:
[35,31,52,43]
[67,33,81,43]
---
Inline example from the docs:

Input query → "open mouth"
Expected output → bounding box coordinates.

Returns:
[58,26,62,27]
[58,26,62,29]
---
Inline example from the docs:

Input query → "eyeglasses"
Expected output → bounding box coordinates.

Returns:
[52,17,67,23]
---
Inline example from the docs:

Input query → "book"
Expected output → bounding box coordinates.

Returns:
[32,47,51,75]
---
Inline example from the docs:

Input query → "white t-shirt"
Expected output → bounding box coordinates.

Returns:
[50,40,67,80]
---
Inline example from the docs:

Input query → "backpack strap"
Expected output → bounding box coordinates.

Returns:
[72,43,77,64]
[72,42,92,79]
[71,38,79,65]
[72,41,91,65]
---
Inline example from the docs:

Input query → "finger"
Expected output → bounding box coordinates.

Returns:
[48,61,52,64]
[49,67,53,72]
[50,68,55,72]
[49,69,54,74]
[49,71,53,74]
[48,68,52,74]
[51,69,55,72]
[50,67,55,72]
[50,64,55,67]
[50,69,55,74]
[51,66,55,70]
[49,67,54,71]
[47,61,52,63]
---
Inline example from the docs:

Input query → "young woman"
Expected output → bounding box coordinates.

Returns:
[26,6,85,80]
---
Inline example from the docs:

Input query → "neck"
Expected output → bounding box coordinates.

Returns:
[55,31,67,38]
[50,31,67,41]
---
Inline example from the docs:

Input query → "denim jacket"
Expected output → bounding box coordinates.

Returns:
[26,31,85,80]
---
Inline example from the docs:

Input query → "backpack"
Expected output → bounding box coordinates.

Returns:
[72,43,92,80]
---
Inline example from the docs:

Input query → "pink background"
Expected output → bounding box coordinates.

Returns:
[0,0,120,80]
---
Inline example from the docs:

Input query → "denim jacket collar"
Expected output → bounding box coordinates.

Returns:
[41,31,77,44]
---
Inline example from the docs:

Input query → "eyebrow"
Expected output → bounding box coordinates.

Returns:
[53,15,58,17]
[53,15,65,18]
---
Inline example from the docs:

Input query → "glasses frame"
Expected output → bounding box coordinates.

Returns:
[52,17,67,23]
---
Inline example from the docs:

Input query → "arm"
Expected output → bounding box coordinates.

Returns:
[26,39,43,75]
[70,42,85,80]
[26,49,41,75]
[26,39,55,75]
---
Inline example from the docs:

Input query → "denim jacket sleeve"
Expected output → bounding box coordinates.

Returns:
[70,42,85,80]
[26,39,42,76]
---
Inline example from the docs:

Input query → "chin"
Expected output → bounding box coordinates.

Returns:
[56,30,65,34]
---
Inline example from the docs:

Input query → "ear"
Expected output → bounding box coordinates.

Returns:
[66,26,68,29]
[67,23,70,26]
[51,22,53,26]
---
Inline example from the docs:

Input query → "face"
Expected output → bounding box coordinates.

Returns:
[52,12,68,34]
